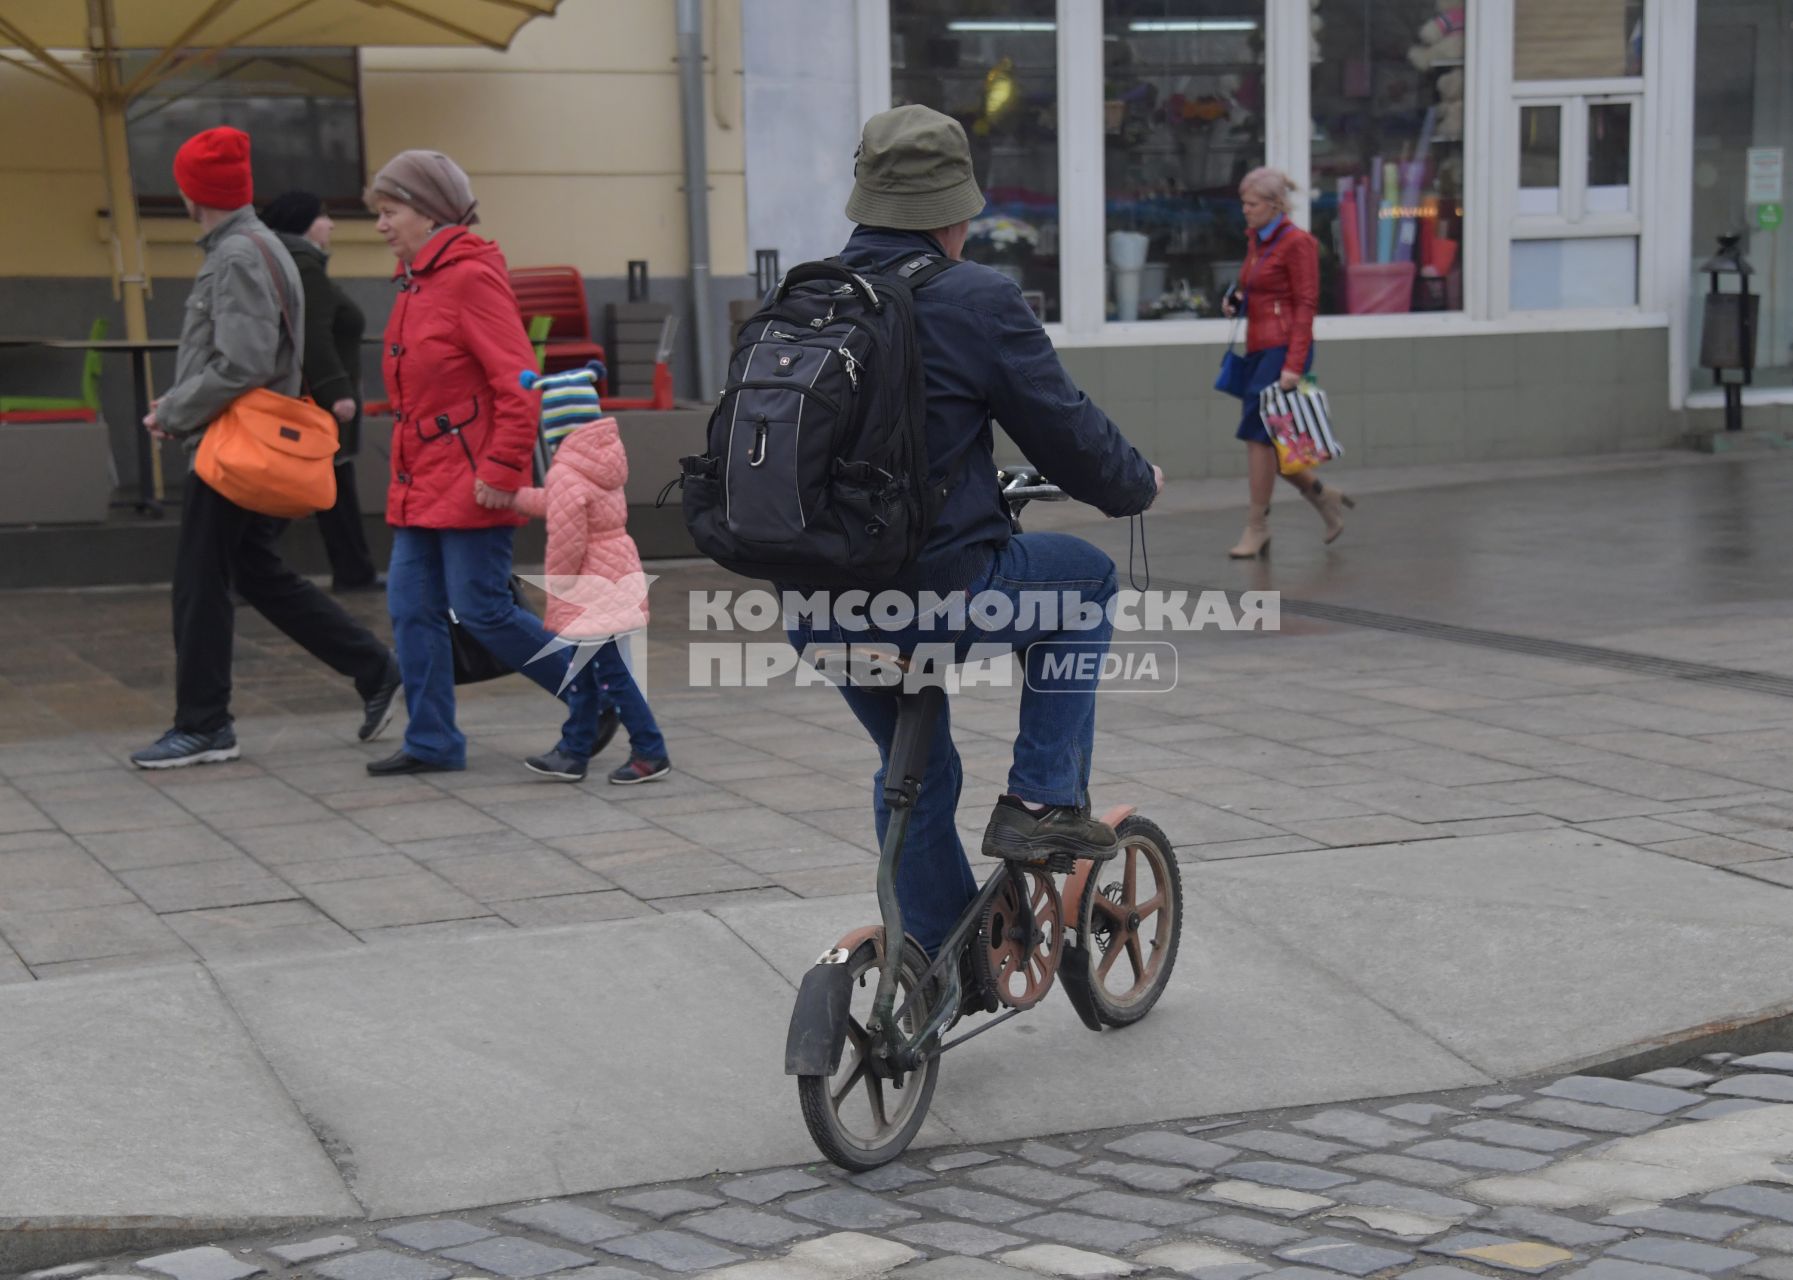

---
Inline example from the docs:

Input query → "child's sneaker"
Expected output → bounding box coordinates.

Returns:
[608,755,671,785]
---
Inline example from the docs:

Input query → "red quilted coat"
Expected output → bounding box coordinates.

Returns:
[513,418,651,640]
[382,226,540,528]
[1243,221,1320,376]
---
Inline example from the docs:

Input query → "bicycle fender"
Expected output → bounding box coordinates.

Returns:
[785,951,854,1076]
[1057,940,1106,1032]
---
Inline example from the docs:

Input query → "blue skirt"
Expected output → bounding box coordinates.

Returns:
[1235,345,1315,444]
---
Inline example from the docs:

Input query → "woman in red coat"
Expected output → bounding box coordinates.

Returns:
[1222,167,1353,557]
[363,150,613,781]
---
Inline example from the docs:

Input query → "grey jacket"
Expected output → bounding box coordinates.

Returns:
[156,207,305,447]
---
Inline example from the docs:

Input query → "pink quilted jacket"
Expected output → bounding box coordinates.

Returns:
[513,419,651,639]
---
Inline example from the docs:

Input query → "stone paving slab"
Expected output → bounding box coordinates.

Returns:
[0,965,359,1273]
[202,912,811,1219]
[1198,829,1793,1079]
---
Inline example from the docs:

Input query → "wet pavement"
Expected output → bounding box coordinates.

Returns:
[2,451,1792,978]
[6,450,1793,1274]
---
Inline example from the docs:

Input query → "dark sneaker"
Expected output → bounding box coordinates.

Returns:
[366,750,457,776]
[358,660,403,743]
[525,748,588,782]
[333,574,386,595]
[131,726,239,770]
[981,795,1119,864]
[608,755,671,786]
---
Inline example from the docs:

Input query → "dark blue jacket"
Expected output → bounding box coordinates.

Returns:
[840,227,1158,590]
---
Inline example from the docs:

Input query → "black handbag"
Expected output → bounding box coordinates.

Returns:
[449,575,531,685]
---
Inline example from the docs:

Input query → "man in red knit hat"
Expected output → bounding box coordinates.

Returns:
[132,126,400,769]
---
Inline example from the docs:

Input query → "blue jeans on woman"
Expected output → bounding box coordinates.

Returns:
[388,526,608,768]
[786,532,1118,954]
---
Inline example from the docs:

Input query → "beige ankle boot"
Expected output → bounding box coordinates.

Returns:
[1228,503,1271,558]
[1303,484,1355,543]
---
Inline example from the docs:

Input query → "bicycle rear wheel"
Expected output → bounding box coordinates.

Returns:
[796,934,940,1171]
[1076,815,1182,1026]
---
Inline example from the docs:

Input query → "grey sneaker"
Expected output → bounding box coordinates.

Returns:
[524,748,588,782]
[131,726,239,770]
[981,795,1119,864]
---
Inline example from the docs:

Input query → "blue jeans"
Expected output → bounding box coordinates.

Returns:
[388,526,608,768]
[586,638,667,761]
[787,532,1118,953]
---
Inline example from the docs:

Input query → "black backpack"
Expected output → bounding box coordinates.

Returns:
[677,253,960,587]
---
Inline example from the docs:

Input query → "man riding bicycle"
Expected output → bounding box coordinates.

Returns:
[787,105,1164,958]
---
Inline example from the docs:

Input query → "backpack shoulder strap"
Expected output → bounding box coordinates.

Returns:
[887,252,959,291]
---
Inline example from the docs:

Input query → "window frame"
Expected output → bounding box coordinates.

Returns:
[860,0,1680,345]
[124,47,369,218]
[1508,90,1643,239]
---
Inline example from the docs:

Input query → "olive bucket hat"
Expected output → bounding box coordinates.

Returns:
[845,104,988,230]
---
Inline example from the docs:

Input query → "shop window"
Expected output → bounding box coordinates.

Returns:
[1311,0,1468,317]
[124,50,364,213]
[1690,0,1791,390]
[891,1,1061,320]
[1101,0,1267,322]
[1518,105,1562,215]
[1514,0,1644,82]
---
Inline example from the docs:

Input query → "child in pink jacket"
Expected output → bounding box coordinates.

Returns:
[504,366,669,785]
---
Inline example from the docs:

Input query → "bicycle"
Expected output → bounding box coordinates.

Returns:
[783,465,1184,1171]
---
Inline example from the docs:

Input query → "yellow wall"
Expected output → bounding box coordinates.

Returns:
[0,0,744,282]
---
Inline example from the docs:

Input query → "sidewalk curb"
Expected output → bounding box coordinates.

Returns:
[0,1214,343,1278]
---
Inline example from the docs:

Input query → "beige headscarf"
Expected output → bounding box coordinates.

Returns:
[365,150,480,228]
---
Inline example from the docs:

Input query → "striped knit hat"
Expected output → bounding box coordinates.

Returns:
[520,362,605,447]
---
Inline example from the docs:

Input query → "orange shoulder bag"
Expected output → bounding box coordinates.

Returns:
[195,235,339,518]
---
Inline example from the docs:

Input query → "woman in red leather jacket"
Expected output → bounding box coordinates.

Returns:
[362,150,613,782]
[1221,167,1353,557]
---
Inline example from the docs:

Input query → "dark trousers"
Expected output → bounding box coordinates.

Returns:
[314,458,378,589]
[173,475,392,734]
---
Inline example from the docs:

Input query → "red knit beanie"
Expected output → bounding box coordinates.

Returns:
[174,127,253,209]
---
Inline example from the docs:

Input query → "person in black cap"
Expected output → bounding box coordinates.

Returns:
[261,189,381,593]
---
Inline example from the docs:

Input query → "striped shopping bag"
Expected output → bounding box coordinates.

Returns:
[1258,383,1344,476]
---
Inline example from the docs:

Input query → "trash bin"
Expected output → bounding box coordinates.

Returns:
[1697,234,1757,433]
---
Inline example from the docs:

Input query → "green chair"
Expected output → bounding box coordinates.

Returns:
[0,317,107,416]
[527,314,553,372]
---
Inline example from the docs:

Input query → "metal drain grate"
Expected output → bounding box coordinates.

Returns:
[1201,590,1793,700]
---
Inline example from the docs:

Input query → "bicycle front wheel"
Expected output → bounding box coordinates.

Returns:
[796,934,940,1171]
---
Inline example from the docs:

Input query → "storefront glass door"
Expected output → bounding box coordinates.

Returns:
[1691,0,1793,390]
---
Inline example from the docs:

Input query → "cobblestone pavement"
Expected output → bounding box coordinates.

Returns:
[36,1048,1793,1280]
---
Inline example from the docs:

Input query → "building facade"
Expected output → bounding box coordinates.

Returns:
[749,0,1793,477]
[1,0,1788,495]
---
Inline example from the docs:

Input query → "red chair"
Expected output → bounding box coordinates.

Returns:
[508,266,608,386]
[0,407,97,424]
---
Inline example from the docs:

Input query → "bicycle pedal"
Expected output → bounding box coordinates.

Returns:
[1046,852,1077,875]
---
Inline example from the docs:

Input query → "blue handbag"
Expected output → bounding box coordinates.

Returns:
[1214,315,1250,398]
